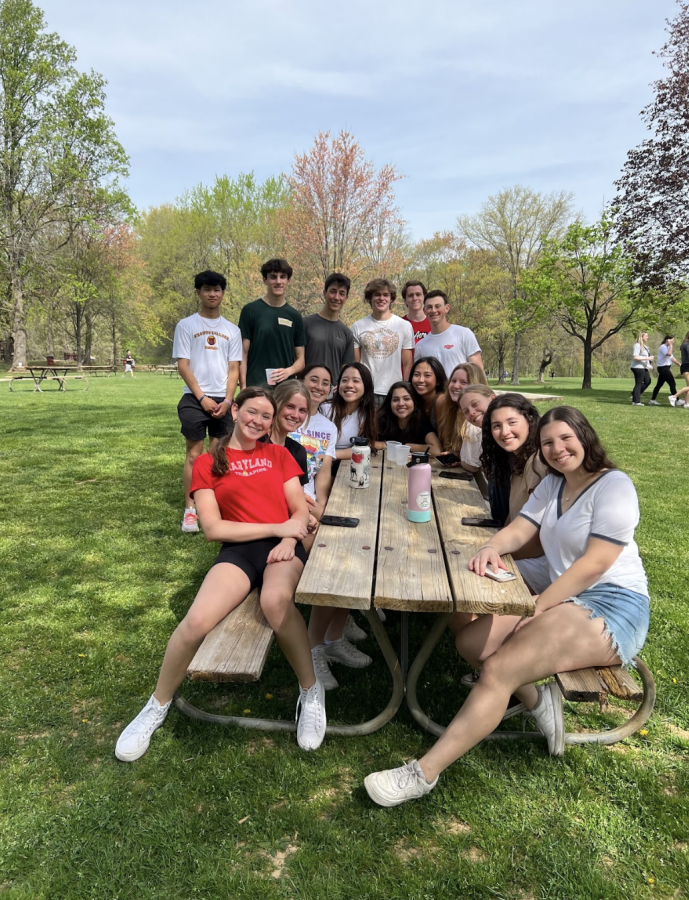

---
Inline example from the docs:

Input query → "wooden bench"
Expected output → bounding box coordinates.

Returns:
[187,590,274,683]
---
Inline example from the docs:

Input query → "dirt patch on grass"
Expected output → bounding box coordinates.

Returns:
[246,737,276,755]
[674,842,688,852]
[394,839,422,863]
[668,724,689,741]
[257,841,298,879]
[438,817,471,836]
[462,846,488,863]
[600,855,615,869]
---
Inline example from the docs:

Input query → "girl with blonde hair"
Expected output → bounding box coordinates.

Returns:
[437,362,488,471]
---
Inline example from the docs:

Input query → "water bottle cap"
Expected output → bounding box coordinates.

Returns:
[350,436,368,446]
[407,450,430,467]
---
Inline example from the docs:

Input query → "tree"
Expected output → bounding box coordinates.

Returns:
[457,185,573,383]
[0,0,129,369]
[614,1,689,291]
[284,130,405,309]
[520,215,649,389]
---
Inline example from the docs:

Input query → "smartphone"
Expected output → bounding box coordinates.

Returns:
[484,564,517,583]
[437,452,460,466]
[320,515,360,528]
[438,470,473,481]
[461,516,501,527]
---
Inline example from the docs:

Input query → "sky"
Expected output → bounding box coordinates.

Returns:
[38,0,680,240]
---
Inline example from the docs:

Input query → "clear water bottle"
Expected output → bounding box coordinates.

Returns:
[407,451,432,522]
[349,436,371,489]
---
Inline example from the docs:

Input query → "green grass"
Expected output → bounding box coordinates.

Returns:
[1,374,688,900]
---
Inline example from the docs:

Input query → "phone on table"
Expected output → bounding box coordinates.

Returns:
[437,452,460,466]
[320,515,360,528]
[439,470,472,481]
[484,564,517,583]
[461,516,501,528]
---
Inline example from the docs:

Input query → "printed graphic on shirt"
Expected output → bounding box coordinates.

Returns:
[290,431,332,482]
[360,328,401,360]
[227,456,273,477]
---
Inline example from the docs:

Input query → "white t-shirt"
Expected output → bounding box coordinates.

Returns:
[172,313,242,396]
[460,422,482,469]
[631,343,651,370]
[350,314,414,396]
[657,343,673,367]
[519,470,648,597]
[414,324,481,377]
[289,412,338,500]
[321,403,361,450]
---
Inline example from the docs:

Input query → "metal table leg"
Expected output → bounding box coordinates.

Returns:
[173,606,405,736]
[405,612,453,736]
[400,611,409,682]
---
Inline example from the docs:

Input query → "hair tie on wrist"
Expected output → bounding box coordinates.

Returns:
[199,394,207,402]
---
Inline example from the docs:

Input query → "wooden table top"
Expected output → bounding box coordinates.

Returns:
[295,454,535,618]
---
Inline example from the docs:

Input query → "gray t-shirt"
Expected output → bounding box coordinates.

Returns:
[303,314,355,379]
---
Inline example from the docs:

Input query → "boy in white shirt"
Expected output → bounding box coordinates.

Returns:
[350,278,414,403]
[418,290,483,378]
[172,270,242,532]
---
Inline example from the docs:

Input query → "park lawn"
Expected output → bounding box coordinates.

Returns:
[1,373,688,900]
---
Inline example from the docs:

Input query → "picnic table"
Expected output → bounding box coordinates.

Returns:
[175,454,536,736]
[78,365,117,376]
[8,365,88,392]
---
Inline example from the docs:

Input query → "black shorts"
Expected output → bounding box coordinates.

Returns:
[178,394,232,442]
[681,364,689,375]
[212,538,307,589]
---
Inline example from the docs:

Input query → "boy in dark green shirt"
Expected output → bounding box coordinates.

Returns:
[239,258,305,389]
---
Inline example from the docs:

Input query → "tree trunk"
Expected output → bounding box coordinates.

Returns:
[582,338,593,389]
[497,338,506,384]
[537,351,555,384]
[10,271,28,371]
[47,304,55,357]
[74,303,83,367]
[110,307,118,366]
[510,332,521,385]
[84,312,93,366]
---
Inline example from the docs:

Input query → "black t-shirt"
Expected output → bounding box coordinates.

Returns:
[377,411,434,445]
[261,435,309,487]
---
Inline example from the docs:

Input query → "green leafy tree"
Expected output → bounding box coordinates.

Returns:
[0,0,129,369]
[520,215,650,389]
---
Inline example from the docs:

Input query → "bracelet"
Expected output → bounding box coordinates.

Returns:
[481,544,497,552]
[199,394,207,402]
[223,397,232,404]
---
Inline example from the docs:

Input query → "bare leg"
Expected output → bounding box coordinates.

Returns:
[418,604,620,782]
[183,438,205,508]
[324,608,350,641]
[155,563,251,704]
[260,558,314,688]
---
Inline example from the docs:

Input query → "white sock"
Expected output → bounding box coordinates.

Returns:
[150,694,171,711]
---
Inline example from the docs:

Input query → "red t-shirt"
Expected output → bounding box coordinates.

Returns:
[402,315,432,346]
[190,444,303,525]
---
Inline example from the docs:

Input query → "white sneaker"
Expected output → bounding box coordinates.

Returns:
[311,645,338,691]
[677,399,685,407]
[324,638,372,668]
[530,683,565,756]
[181,508,199,533]
[115,695,171,762]
[633,402,644,407]
[649,399,660,406]
[343,614,367,642]
[364,760,438,807]
[669,395,677,407]
[295,680,326,751]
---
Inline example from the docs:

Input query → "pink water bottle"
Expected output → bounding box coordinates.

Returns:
[407,451,432,523]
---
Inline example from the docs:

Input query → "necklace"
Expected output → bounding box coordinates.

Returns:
[198,313,221,329]
[227,439,258,468]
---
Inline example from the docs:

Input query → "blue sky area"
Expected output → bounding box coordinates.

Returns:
[39,0,680,238]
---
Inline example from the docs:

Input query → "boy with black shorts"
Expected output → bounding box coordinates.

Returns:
[172,271,242,532]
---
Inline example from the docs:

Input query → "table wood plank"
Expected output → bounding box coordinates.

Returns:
[295,455,383,609]
[374,460,453,612]
[432,469,535,618]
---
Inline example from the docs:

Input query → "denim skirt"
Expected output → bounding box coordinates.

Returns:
[564,583,650,668]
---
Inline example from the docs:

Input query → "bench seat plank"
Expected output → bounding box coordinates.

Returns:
[187,590,273,683]
[596,666,643,701]
[556,668,609,702]
[295,457,383,610]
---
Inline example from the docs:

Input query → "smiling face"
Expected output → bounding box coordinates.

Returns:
[411,361,437,397]
[263,271,290,299]
[424,295,450,327]
[277,393,309,434]
[448,367,470,402]
[460,391,495,427]
[338,366,365,407]
[390,387,415,421]
[490,406,530,454]
[539,420,585,475]
[303,367,332,409]
[233,396,274,442]
[404,285,425,316]
[323,282,348,315]
[370,289,392,316]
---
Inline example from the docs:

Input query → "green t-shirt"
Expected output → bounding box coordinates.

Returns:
[238,298,305,387]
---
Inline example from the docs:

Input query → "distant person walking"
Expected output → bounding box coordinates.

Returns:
[123,350,135,378]
[680,332,689,407]
[649,335,682,406]
[630,331,653,406]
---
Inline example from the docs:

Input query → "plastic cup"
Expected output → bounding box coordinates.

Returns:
[265,368,277,385]
[396,445,411,466]
[386,441,401,461]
